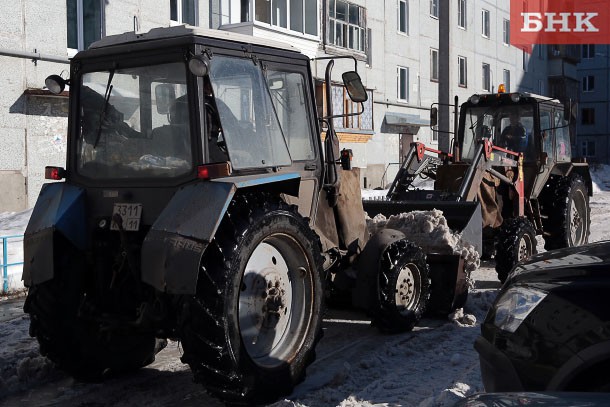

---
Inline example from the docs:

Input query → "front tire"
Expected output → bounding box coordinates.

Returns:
[371,239,430,334]
[495,218,537,283]
[179,194,324,405]
[542,175,590,250]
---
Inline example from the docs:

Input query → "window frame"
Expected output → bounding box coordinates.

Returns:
[170,0,199,26]
[67,0,105,53]
[430,0,438,18]
[481,9,490,38]
[503,69,510,92]
[430,48,439,82]
[458,56,467,88]
[457,0,467,29]
[398,66,409,102]
[398,0,408,35]
[582,75,595,92]
[582,44,595,59]
[482,63,491,92]
[502,18,510,45]
[328,0,366,52]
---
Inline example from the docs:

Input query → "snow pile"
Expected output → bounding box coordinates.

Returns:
[366,209,480,274]
[590,164,610,193]
[0,316,57,399]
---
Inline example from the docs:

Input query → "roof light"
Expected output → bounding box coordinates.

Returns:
[510,93,521,103]
[469,94,481,104]
[498,84,506,93]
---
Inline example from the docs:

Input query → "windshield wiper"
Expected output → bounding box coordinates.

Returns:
[93,70,115,148]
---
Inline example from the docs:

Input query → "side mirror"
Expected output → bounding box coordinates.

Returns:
[430,107,438,127]
[268,78,285,90]
[155,84,176,115]
[45,75,67,94]
[342,71,367,103]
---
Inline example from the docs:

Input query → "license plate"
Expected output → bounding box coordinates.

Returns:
[111,203,142,231]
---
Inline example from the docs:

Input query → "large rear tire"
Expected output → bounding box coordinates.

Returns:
[371,239,430,334]
[24,237,157,379]
[542,175,590,250]
[179,194,324,405]
[495,218,537,283]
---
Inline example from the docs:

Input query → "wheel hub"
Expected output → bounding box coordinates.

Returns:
[394,264,419,314]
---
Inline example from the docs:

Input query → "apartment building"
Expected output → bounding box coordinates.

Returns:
[577,44,610,164]
[0,0,553,210]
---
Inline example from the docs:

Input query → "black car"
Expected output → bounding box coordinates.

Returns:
[454,392,610,407]
[475,241,610,393]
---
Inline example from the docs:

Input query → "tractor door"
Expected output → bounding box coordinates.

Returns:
[264,63,323,220]
[530,106,555,198]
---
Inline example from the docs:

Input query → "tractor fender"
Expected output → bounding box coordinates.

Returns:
[141,172,301,294]
[22,183,87,286]
[351,228,406,310]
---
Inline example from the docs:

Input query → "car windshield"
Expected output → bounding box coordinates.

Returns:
[76,62,193,179]
[461,104,536,161]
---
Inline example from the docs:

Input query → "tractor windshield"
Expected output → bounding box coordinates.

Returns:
[461,104,535,161]
[76,62,193,179]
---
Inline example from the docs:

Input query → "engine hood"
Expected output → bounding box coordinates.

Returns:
[508,240,610,284]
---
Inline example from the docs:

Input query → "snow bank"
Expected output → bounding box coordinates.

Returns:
[366,209,480,275]
[590,164,610,193]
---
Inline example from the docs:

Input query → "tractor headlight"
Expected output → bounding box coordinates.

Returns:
[493,286,547,333]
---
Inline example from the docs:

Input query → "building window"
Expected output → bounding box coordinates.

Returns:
[457,0,466,29]
[458,56,467,87]
[430,48,439,82]
[582,75,595,92]
[581,141,596,157]
[503,69,510,92]
[329,0,366,52]
[481,9,490,38]
[482,63,490,91]
[581,108,595,125]
[398,0,408,34]
[538,79,544,95]
[244,0,317,35]
[67,0,104,51]
[315,81,373,133]
[503,18,510,45]
[430,0,438,18]
[171,0,198,25]
[582,44,595,59]
[210,0,230,28]
[398,66,409,102]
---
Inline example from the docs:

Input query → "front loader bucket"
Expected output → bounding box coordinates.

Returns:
[362,199,482,315]
[362,199,482,253]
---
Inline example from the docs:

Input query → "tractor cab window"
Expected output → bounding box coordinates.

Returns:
[461,104,536,162]
[540,110,554,158]
[207,56,291,170]
[554,110,571,162]
[266,70,316,161]
[77,62,193,179]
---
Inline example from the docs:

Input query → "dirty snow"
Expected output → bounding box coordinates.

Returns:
[0,165,609,406]
[366,210,480,274]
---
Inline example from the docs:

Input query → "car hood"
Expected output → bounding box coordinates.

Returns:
[508,240,610,283]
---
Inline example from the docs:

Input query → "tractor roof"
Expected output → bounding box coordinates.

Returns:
[86,25,298,54]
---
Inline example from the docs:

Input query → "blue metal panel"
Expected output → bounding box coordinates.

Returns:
[25,183,87,250]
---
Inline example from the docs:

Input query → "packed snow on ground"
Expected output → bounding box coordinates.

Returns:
[0,165,609,406]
